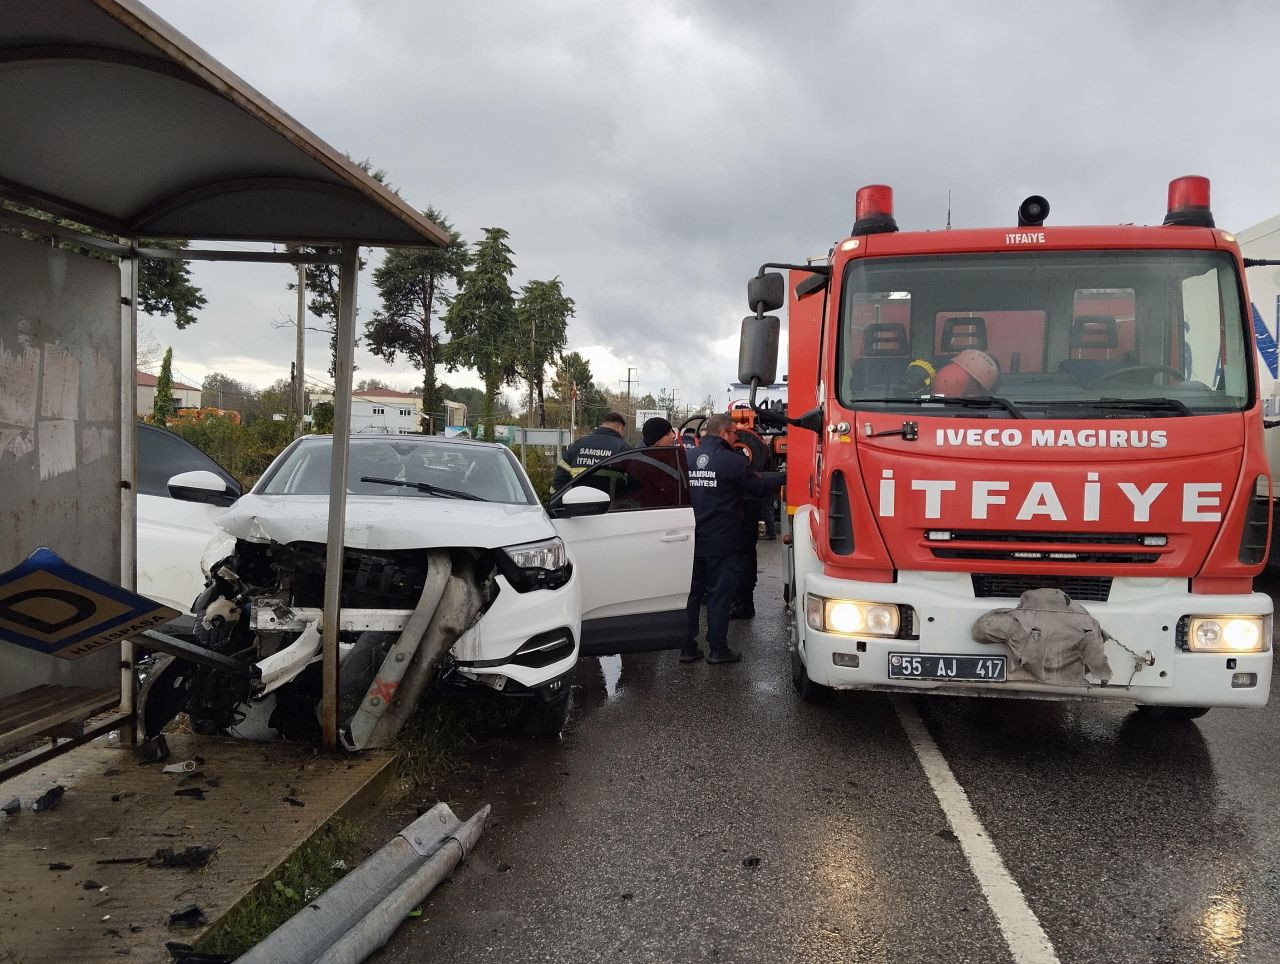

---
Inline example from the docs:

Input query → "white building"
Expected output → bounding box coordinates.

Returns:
[136,370,200,416]
[309,387,423,434]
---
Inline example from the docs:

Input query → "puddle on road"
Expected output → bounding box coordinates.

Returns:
[600,655,622,700]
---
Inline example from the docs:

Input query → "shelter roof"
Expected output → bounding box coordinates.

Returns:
[0,0,446,247]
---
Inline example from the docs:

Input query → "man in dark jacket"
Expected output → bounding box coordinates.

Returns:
[551,412,630,492]
[684,413,784,664]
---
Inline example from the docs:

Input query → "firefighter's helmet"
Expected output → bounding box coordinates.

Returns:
[932,349,999,396]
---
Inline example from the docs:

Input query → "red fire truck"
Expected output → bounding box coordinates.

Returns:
[739,177,1273,717]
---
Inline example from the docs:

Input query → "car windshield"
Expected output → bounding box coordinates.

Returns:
[257,437,535,504]
[836,250,1250,415]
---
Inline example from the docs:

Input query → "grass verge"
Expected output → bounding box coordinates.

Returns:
[195,818,363,958]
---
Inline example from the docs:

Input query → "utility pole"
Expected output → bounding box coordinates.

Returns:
[294,262,306,438]
[620,367,637,436]
[570,381,577,439]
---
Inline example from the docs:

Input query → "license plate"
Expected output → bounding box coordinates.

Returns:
[888,653,1006,682]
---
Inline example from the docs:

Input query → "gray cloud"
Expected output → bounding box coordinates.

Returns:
[146,0,1280,411]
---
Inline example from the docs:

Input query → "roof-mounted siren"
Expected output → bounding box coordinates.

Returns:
[1018,195,1049,227]
[851,184,898,236]
[1163,175,1215,228]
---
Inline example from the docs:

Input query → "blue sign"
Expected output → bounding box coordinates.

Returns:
[0,548,178,660]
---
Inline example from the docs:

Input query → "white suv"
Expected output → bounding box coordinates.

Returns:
[141,434,694,741]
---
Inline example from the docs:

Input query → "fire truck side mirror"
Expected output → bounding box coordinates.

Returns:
[738,314,780,386]
[747,272,786,313]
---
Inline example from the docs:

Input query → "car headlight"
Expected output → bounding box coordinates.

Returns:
[499,537,572,592]
[1185,615,1271,653]
[503,537,567,571]
[805,594,901,637]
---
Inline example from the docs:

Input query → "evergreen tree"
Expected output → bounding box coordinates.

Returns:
[514,277,574,427]
[442,228,519,441]
[366,207,470,432]
[153,347,175,427]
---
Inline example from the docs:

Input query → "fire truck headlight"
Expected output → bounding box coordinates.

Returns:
[1187,616,1270,653]
[805,595,901,637]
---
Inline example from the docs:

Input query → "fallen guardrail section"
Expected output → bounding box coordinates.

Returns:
[238,802,489,964]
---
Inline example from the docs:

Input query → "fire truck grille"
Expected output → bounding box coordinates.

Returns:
[946,530,1154,546]
[971,574,1113,603]
[928,530,1163,565]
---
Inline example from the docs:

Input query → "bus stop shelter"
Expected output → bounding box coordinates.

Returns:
[0,0,447,767]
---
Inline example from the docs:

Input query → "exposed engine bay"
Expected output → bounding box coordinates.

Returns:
[138,538,498,749]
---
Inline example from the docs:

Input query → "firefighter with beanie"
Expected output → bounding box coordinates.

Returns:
[552,412,630,492]
[683,413,784,664]
[641,416,676,446]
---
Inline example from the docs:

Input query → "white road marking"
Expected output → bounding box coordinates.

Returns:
[894,697,1060,964]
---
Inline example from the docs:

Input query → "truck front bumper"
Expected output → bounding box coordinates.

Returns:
[800,571,1273,708]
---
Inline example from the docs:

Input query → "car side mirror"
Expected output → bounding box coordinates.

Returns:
[168,470,237,507]
[551,485,611,519]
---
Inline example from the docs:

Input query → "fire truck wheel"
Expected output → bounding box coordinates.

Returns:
[1134,704,1210,721]
[790,619,830,704]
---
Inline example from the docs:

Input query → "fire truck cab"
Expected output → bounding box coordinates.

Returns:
[741,178,1273,716]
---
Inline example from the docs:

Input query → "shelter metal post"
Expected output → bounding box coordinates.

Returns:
[296,263,306,439]
[321,243,360,751]
[119,250,138,744]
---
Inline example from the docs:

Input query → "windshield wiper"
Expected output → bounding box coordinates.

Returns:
[359,476,485,500]
[1039,397,1193,417]
[865,396,1027,419]
[1094,397,1192,416]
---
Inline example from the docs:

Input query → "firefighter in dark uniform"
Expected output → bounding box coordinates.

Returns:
[551,412,630,493]
[683,413,785,664]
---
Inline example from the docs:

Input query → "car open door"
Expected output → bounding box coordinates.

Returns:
[550,445,693,655]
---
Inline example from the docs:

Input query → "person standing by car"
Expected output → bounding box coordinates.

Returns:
[552,412,630,492]
[683,413,784,664]
[641,416,676,447]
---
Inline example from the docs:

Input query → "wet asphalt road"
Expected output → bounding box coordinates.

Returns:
[379,542,1280,964]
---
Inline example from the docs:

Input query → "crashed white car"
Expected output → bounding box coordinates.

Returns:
[139,434,693,743]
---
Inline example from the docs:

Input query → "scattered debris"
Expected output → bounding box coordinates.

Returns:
[282,795,305,807]
[129,924,144,933]
[742,856,761,869]
[83,879,102,890]
[174,787,206,801]
[32,785,65,812]
[165,941,231,963]
[110,794,122,803]
[49,862,73,871]
[97,856,149,865]
[136,734,170,764]
[149,845,216,869]
[163,761,197,774]
[167,904,207,928]
[621,892,634,901]
[497,862,512,873]
[1,797,19,816]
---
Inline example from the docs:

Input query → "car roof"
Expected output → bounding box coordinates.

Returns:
[301,433,506,452]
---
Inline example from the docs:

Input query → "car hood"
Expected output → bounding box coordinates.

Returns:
[214,494,555,550]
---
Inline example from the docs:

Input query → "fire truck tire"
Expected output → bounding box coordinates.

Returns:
[1134,704,1210,721]
[789,617,829,703]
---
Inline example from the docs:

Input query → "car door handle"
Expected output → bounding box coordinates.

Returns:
[658,532,690,542]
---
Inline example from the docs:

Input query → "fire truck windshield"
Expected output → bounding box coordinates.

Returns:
[836,250,1250,416]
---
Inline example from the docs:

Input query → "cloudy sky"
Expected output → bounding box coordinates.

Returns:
[144,0,1280,413]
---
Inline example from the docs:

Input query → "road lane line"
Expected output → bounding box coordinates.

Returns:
[893,697,1059,964]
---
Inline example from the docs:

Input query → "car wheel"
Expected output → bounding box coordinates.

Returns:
[1134,705,1210,721]
[789,610,829,704]
[515,691,572,740]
